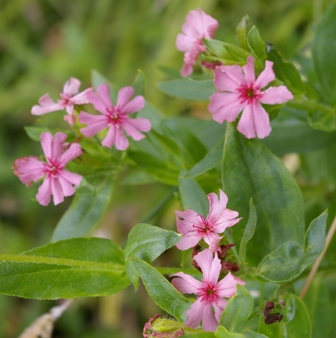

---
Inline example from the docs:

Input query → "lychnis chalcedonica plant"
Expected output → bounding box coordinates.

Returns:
[3,3,336,337]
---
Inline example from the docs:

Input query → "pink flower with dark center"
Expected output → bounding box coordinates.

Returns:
[171,249,245,332]
[31,78,91,125]
[208,56,293,139]
[175,190,241,252]
[176,9,219,77]
[13,132,82,206]
[79,84,151,150]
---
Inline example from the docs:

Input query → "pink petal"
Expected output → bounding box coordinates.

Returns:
[194,250,220,285]
[217,272,245,298]
[116,87,134,110]
[180,63,194,78]
[213,65,246,92]
[255,60,275,89]
[259,86,293,104]
[212,211,241,234]
[208,190,228,220]
[201,303,219,332]
[185,298,204,329]
[101,125,116,148]
[237,102,271,139]
[122,96,145,115]
[31,94,63,115]
[176,33,194,52]
[50,177,64,205]
[208,92,245,123]
[13,157,45,185]
[59,170,82,188]
[36,177,52,206]
[72,88,91,105]
[96,83,113,108]
[122,118,151,141]
[63,78,81,96]
[203,232,221,249]
[242,56,256,86]
[176,232,203,250]
[171,272,202,294]
[115,127,129,150]
[51,132,67,160]
[64,114,77,125]
[86,88,108,114]
[58,175,76,198]
[213,298,227,322]
[40,132,53,160]
[79,112,108,137]
[175,209,200,234]
[58,143,82,166]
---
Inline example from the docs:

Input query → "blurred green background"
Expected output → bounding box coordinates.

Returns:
[0,0,333,337]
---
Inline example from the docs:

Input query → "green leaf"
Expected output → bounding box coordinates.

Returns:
[132,69,146,96]
[216,326,244,338]
[24,126,50,142]
[179,171,208,216]
[184,333,216,338]
[239,199,257,263]
[203,39,250,65]
[304,276,333,338]
[247,26,267,66]
[124,223,180,262]
[258,294,312,337]
[186,138,223,178]
[220,285,254,333]
[262,117,336,156]
[258,211,327,282]
[222,124,305,265]
[267,49,305,95]
[243,332,268,338]
[308,108,336,132]
[126,257,191,321]
[0,238,129,299]
[312,2,336,104]
[157,79,215,101]
[52,177,114,241]
[236,16,250,51]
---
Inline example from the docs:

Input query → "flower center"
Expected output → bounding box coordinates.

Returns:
[59,93,72,107]
[44,160,61,178]
[199,282,218,304]
[237,85,261,104]
[106,107,124,126]
[193,214,213,234]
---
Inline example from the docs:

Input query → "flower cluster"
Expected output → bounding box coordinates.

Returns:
[14,79,151,206]
[171,189,243,332]
[176,10,293,139]
[171,249,245,332]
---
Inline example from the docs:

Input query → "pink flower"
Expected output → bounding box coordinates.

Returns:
[175,190,241,251]
[176,9,219,77]
[13,132,82,206]
[208,56,293,139]
[79,84,151,150]
[171,249,245,332]
[31,78,91,125]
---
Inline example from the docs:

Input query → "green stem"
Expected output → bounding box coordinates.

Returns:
[300,215,336,299]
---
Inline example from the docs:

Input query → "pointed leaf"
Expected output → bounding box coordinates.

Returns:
[239,199,257,263]
[220,285,254,333]
[158,79,215,101]
[179,171,208,216]
[0,238,129,299]
[126,257,191,321]
[222,124,305,265]
[258,211,327,282]
[52,178,114,241]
